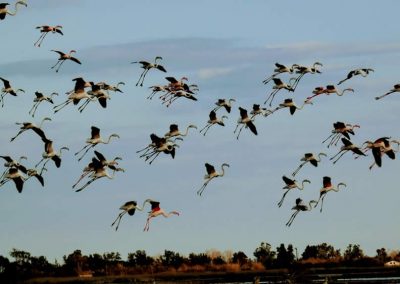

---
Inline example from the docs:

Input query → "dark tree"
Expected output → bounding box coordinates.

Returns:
[127,250,154,267]
[188,253,211,266]
[232,251,248,266]
[159,250,184,269]
[343,244,364,263]
[253,242,276,268]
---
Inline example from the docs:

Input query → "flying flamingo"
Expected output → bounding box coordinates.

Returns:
[0,167,25,193]
[0,155,27,180]
[314,177,346,212]
[139,134,181,164]
[29,91,58,117]
[286,198,317,227]
[10,117,51,142]
[53,77,94,113]
[78,82,110,112]
[375,84,400,100]
[269,98,313,116]
[162,90,198,107]
[26,168,45,187]
[147,85,169,100]
[234,107,257,139]
[307,85,354,100]
[262,63,298,84]
[35,139,69,174]
[97,81,125,93]
[291,153,327,177]
[74,126,120,161]
[338,68,374,85]
[212,98,236,113]
[250,104,271,119]
[264,77,296,106]
[199,110,228,136]
[329,137,366,164]
[164,124,198,139]
[322,122,360,148]
[72,150,123,188]
[0,77,25,107]
[50,50,81,72]
[131,56,167,87]
[291,62,323,91]
[278,176,311,207]
[111,199,153,231]
[362,138,399,169]
[0,0,27,20]
[143,200,180,231]
[75,157,121,192]
[197,163,229,196]
[34,25,63,47]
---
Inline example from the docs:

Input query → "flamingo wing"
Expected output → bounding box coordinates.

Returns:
[246,121,258,135]
[323,176,332,188]
[205,163,215,175]
[69,57,82,64]
[372,147,382,167]
[156,65,167,72]
[0,77,11,88]
[94,150,106,162]
[282,175,294,186]
[91,126,100,139]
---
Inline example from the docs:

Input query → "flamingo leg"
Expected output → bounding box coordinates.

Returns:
[292,73,305,91]
[111,211,127,231]
[55,60,66,73]
[51,60,62,69]
[72,171,91,188]
[375,91,394,100]
[320,195,327,212]
[0,178,10,187]
[292,161,307,176]
[143,216,153,231]
[40,160,51,175]
[35,32,49,47]
[278,189,290,207]
[236,124,246,140]
[10,129,26,142]
[264,89,278,106]
[53,100,71,113]
[262,73,278,84]
[331,150,348,164]
[74,143,92,156]
[286,210,299,227]
[29,102,39,115]
[77,145,96,162]
[147,152,161,165]
[78,98,92,113]
[31,102,43,117]
[0,169,8,180]
[197,180,211,196]
[75,177,98,192]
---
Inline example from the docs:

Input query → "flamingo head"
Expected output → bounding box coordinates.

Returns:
[110,134,120,139]
[17,0,27,6]
[222,163,230,168]
[69,50,77,54]
[181,77,188,82]
[188,124,198,129]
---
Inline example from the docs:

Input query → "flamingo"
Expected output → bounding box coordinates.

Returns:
[72,151,123,188]
[78,82,110,112]
[286,198,317,227]
[111,199,153,231]
[35,139,69,174]
[291,62,323,91]
[34,25,63,47]
[139,134,181,164]
[0,0,27,20]
[264,77,296,106]
[250,104,271,119]
[29,91,58,117]
[143,200,180,231]
[74,126,120,161]
[262,63,298,84]
[0,167,25,193]
[75,157,120,192]
[97,81,125,93]
[26,168,45,187]
[314,177,346,212]
[270,98,313,116]
[162,90,197,107]
[307,85,354,100]
[0,77,25,107]
[234,107,257,139]
[338,68,374,85]
[164,76,188,91]
[322,122,360,148]
[10,117,51,142]
[53,77,94,113]
[362,138,399,170]
[330,138,366,164]
[0,155,27,180]
[375,84,400,100]
[278,176,311,207]
[292,153,327,177]
[50,50,81,73]
[147,85,169,100]
[199,110,228,136]
[164,124,198,139]
[197,163,229,196]
[212,98,236,113]
[131,56,167,86]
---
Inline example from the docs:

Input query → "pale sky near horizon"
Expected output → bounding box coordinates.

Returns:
[1,0,400,262]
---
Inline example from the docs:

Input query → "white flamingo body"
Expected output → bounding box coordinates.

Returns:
[292,153,327,176]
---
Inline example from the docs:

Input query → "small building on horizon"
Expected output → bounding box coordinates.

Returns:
[384,260,400,267]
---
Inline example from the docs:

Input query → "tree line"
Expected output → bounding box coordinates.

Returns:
[1,243,399,282]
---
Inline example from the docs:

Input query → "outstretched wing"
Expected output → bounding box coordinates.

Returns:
[246,121,257,135]
[94,150,106,162]
[0,77,11,88]
[205,163,215,175]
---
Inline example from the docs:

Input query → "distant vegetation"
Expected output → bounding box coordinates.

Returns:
[1,243,399,282]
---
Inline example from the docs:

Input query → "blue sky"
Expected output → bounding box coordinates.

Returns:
[1,0,400,262]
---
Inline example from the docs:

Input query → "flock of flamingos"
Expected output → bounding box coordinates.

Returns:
[1,1,400,230]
